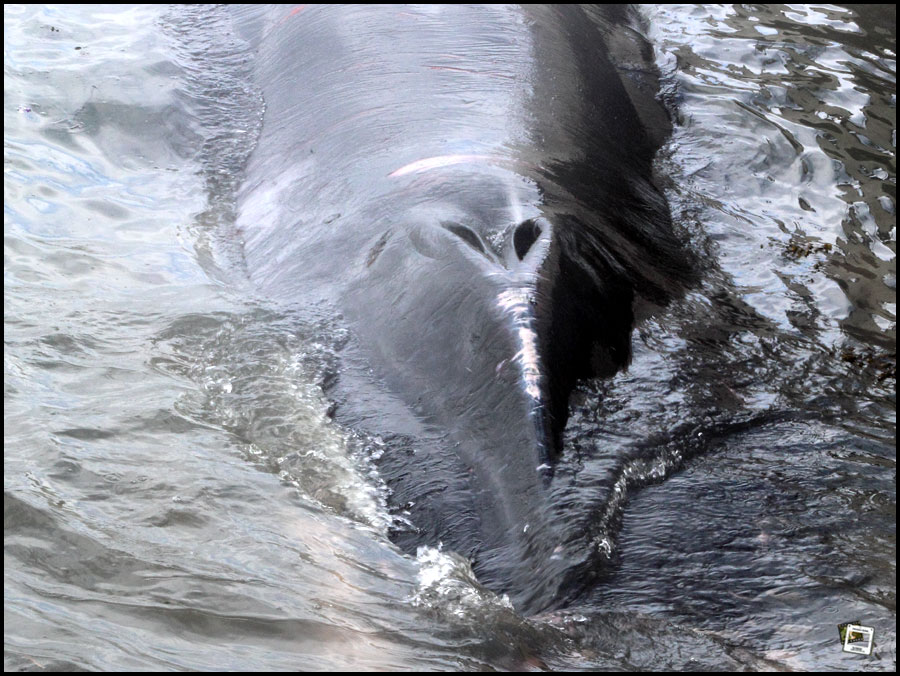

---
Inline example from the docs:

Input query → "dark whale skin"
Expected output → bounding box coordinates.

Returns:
[230,4,694,613]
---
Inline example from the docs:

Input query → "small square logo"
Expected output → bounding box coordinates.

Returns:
[838,622,874,656]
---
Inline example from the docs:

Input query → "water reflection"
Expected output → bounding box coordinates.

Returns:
[648,4,894,351]
[4,3,895,671]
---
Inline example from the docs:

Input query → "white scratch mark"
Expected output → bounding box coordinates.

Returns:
[496,288,543,404]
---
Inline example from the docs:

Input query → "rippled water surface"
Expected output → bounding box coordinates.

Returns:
[5,4,895,671]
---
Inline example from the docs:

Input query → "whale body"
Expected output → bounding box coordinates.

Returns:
[230,4,694,612]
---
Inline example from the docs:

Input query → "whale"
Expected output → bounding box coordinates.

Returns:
[228,4,695,613]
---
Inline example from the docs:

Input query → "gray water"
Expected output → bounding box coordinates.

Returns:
[4,4,895,671]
